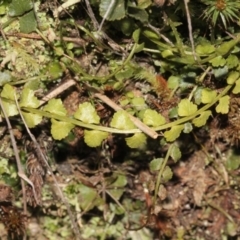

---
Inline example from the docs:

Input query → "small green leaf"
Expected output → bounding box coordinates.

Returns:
[216,95,230,114]
[201,89,217,104]
[51,119,74,140]
[149,158,164,171]
[0,158,10,175]
[226,55,238,69]
[47,62,64,79]
[178,99,197,117]
[209,56,226,67]
[19,88,39,108]
[213,66,228,79]
[74,102,100,124]
[99,0,125,21]
[162,166,173,182]
[128,6,148,23]
[22,112,42,128]
[1,84,16,100]
[19,10,37,33]
[132,28,141,43]
[161,49,174,58]
[194,87,203,105]
[183,122,193,133]
[78,184,104,211]
[226,150,240,171]
[164,125,184,142]
[227,71,239,85]
[110,110,135,130]
[192,111,211,127]
[134,43,145,53]
[107,190,124,202]
[9,0,33,16]
[43,99,67,116]
[232,79,240,94]
[196,43,215,55]
[167,76,180,89]
[131,97,146,110]
[137,0,152,9]
[1,101,18,117]
[115,67,134,80]
[170,145,181,162]
[119,18,135,36]
[0,72,12,86]
[84,130,108,147]
[108,176,126,200]
[109,174,127,188]
[125,133,146,148]
[143,109,166,127]
[217,39,238,56]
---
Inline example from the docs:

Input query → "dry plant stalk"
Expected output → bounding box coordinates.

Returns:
[0,98,39,209]
[14,95,82,239]
[94,93,158,139]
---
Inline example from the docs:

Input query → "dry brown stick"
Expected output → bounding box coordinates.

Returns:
[183,0,197,61]
[5,32,86,46]
[94,93,158,139]
[0,98,39,212]
[53,0,81,18]
[84,0,99,30]
[14,95,82,239]
[39,79,76,106]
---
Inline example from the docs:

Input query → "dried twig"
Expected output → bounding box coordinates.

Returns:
[98,0,115,32]
[183,0,197,61]
[53,0,81,18]
[14,95,82,239]
[84,0,99,30]
[39,79,76,106]
[5,32,86,46]
[94,93,158,139]
[0,98,39,212]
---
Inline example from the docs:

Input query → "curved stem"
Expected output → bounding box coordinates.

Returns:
[153,144,173,204]
[22,82,233,135]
